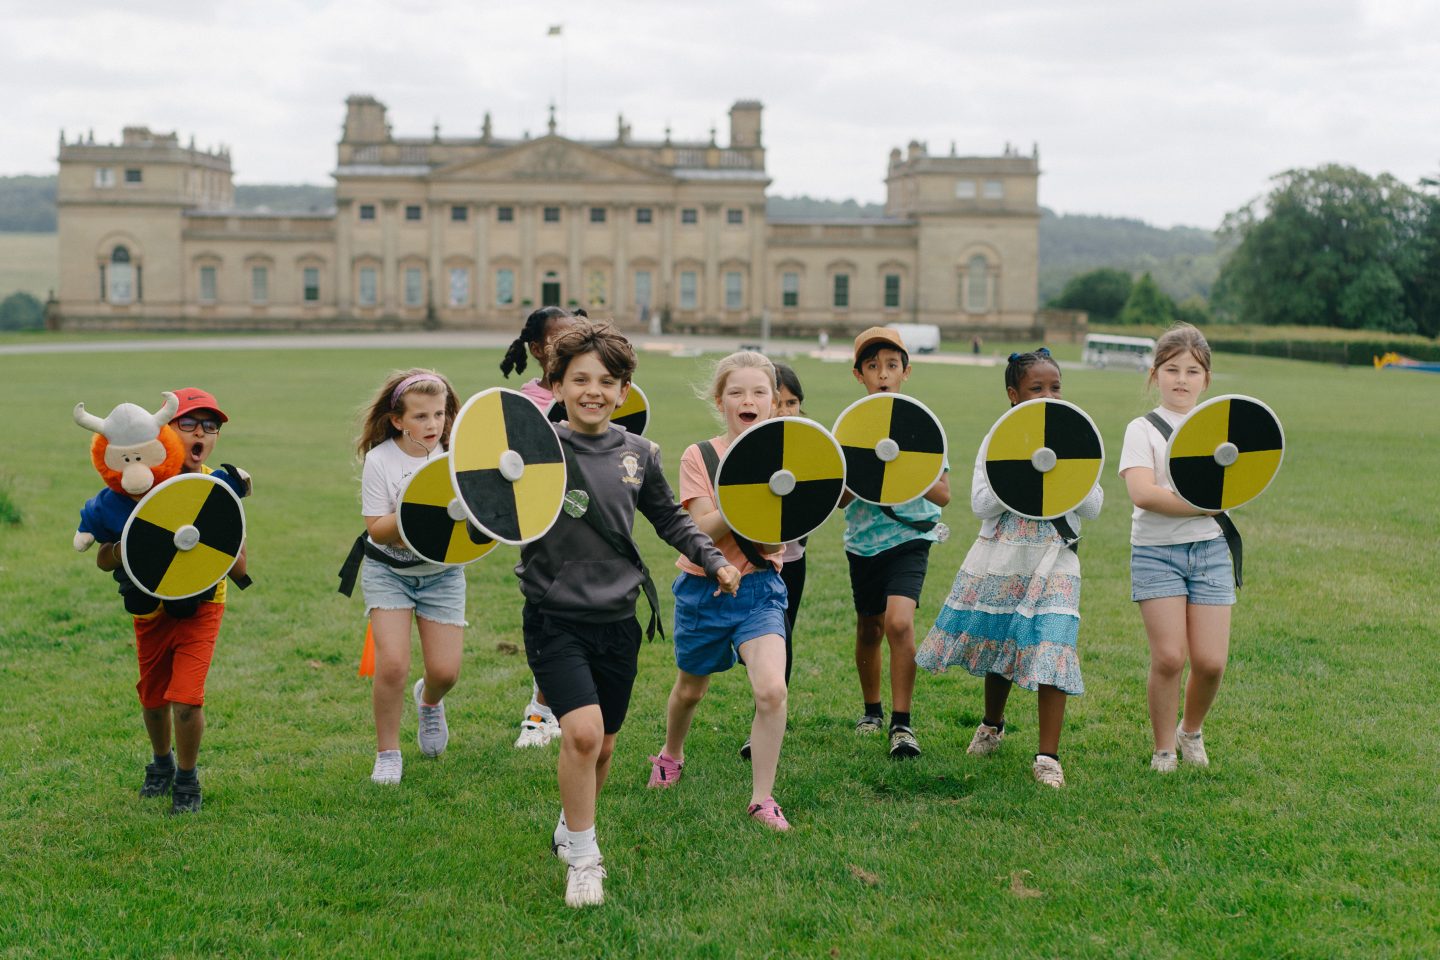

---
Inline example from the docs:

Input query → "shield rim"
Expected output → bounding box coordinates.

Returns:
[448,386,567,546]
[396,452,497,566]
[978,397,1106,520]
[120,472,245,600]
[1165,393,1285,513]
[547,382,650,437]
[713,416,847,545]
[831,392,948,506]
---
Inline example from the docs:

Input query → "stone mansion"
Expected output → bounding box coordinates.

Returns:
[55,95,1043,335]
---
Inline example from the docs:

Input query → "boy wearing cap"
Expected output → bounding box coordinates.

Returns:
[843,328,950,758]
[92,387,250,814]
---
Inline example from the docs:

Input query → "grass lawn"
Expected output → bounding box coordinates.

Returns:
[2,340,1437,958]
[0,232,56,302]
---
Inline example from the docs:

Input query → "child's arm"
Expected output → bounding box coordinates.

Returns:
[231,543,248,579]
[363,513,402,545]
[95,541,122,572]
[923,469,951,508]
[970,456,1005,520]
[1122,468,1212,518]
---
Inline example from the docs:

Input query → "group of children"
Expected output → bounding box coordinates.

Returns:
[85,316,1241,908]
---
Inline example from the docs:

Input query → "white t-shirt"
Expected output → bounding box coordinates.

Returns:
[1118,406,1222,547]
[361,438,450,577]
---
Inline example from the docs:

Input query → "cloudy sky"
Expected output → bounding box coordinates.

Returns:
[2,0,1435,229]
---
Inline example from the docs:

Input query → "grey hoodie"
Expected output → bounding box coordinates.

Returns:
[516,423,726,621]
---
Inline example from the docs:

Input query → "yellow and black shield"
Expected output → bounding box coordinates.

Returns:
[1168,395,1284,512]
[832,393,947,505]
[121,473,245,599]
[981,398,1104,519]
[714,417,846,544]
[450,388,567,545]
[548,382,650,436]
[398,454,497,566]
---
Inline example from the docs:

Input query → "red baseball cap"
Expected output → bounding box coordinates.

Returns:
[171,387,229,423]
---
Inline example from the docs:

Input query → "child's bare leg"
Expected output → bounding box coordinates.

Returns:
[416,617,463,703]
[142,706,172,756]
[1181,604,1231,733]
[983,673,1013,725]
[882,596,918,714]
[737,634,788,804]
[854,613,885,704]
[370,609,414,752]
[593,733,617,797]
[556,705,606,831]
[662,670,711,760]
[1036,685,1066,756]
[1140,596,1189,752]
[173,702,205,769]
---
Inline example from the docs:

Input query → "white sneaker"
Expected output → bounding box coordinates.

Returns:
[414,678,449,757]
[1176,724,1209,767]
[967,722,1005,756]
[1150,750,1178,773]
[565,855,606,908]
[1032,755,1065,788]
[370,750,403,785]
[515,713,561,748]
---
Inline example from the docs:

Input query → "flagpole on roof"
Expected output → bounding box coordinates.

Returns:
[547,23,566,135]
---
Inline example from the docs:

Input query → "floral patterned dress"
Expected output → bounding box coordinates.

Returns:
[915,452,1100,695]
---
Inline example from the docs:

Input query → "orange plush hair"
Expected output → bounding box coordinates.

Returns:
[90,425,185,496]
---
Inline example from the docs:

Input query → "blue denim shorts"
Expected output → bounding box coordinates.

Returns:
[361,561,468,626]
[1130,539,1235,606]
[672,569,788,676]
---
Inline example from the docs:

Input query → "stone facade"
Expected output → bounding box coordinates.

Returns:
[56,97,1041,336]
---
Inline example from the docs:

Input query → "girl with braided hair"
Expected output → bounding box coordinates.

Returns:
[915,348,1102,788]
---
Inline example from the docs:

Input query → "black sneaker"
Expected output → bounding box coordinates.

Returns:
[140,761,175,799]
[170,779,202,815]
[739,738,752,761]
[889,725,921,759]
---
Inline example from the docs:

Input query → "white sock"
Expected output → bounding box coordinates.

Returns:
[554,810,568,846]
[566,826,599,862]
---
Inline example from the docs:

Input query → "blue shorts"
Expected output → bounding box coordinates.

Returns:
[1130,539,1235,606]
[361,561,468,626]
[672,570,788,676]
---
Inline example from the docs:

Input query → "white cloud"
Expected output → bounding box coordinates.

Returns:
[1,0,1436,227]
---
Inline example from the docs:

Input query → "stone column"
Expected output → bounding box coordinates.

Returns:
[335,198,353,313]
[567,203,583,307]
[659,204,674,314]
[474,202,489,325]
[520,204,536,307]
[428,201,443,313]
[381,199,398,312]
[703,203,721,316]
[611,203,628,320]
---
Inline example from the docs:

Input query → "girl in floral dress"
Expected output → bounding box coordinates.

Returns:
[915,348,1102,788]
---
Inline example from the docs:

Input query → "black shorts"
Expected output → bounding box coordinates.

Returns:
[523,604,642,735]
[846,538,933,617]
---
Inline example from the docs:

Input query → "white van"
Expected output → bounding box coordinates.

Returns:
[890,323,941,354]
[1083,333,1156,370]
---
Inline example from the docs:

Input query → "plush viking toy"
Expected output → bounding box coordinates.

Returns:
[73,392,185,552]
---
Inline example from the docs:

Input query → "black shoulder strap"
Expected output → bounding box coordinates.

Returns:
[561,443,665,640]
[879,504,937,534]
[1144,411,1243,588]
[697,441,770,570]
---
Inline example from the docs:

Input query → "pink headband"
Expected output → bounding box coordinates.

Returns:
[391,373,445,406]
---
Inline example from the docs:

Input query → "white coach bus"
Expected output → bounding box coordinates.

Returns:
[1083,333,1156,370]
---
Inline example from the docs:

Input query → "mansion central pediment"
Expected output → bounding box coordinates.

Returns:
[431,136,674,185]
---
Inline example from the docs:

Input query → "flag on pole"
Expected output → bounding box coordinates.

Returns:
[547,24,562,36]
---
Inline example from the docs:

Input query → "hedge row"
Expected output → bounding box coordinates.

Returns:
[1208,338,1440,366]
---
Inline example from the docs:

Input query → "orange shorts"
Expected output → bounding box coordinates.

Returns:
[134,602,224,709]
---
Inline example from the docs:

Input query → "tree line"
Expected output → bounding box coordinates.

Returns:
[1052,164,1440,338]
